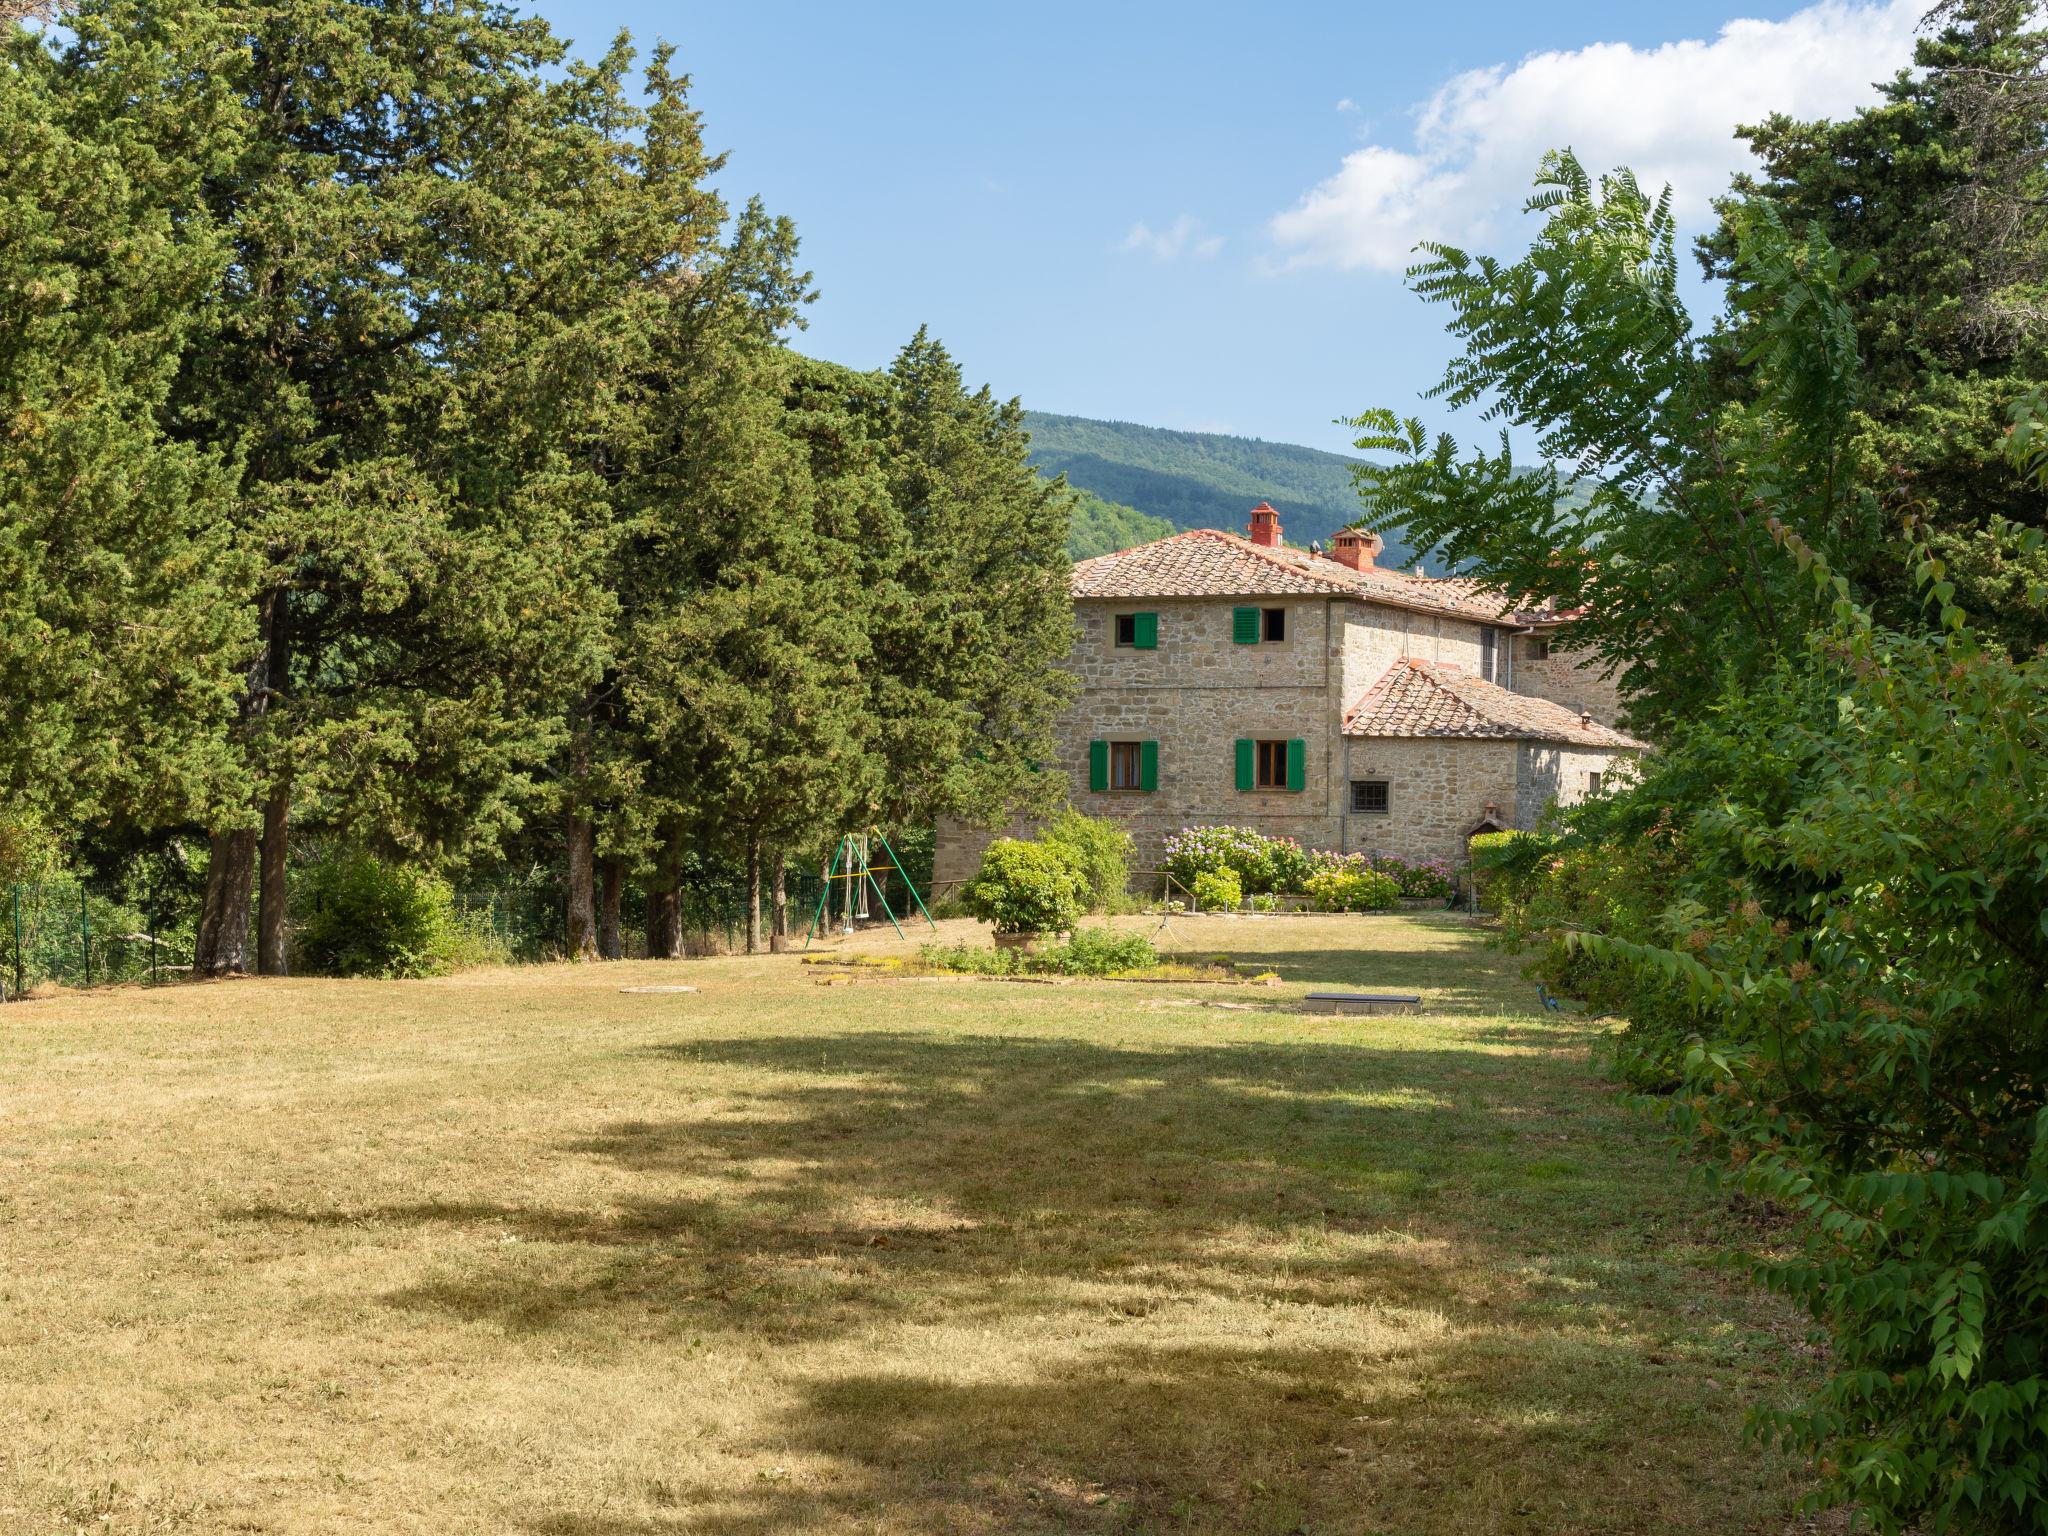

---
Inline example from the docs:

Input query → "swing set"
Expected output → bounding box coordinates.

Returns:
[803,829,939,948]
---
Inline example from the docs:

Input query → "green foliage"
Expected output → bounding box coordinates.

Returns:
[0,7,251,854]
[1189,867,1243,912]
[1351,152,1880,735]
[295,851,483,979]
[1064,486,1173,560]
[962,837,1088,935]
[1504,527,2048,1531]
[1051,925,1160,975]
[1704,5,2048,654]
[1303,868,1400,913]
[1162,824,1281,894]
[919,926,1160,978]
[1039,810,1134,912]
[1024,411,1422,560]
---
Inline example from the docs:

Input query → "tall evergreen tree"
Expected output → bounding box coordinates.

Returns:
[136,1,680,974]
[864,331,1074,834]
[0,5,251,883]
[1702,0,2048,649]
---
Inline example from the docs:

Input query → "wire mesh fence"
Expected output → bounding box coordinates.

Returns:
[3,857,887,996]
[4,874,196,998]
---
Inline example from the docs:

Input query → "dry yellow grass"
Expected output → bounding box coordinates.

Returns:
[0,913,1819,1534]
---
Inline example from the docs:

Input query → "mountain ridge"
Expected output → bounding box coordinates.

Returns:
[1026,410,1433,572]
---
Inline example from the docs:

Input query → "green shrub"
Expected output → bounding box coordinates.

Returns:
[1249,893,1279,913]
[1303,868,1400,913]
[1040,810,1134,912]
[1050,926,1158,975]
[919,926,1159,978]
[1163,825,1278,893]
[1189,867,1242,911]
[296,851,482,978]
[1501,530,2048,1532]
[962,838,1088,934]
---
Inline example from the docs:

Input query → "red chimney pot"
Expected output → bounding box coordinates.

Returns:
[1246,501,1282,547]
[1329,527,1384,571]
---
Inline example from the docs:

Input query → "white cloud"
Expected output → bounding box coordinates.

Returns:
[1117,215,1225,261]
[1335,97,1359,114]
[1270,0,1923,272]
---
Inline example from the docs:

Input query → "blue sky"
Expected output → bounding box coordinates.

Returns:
[533,0,1925,456]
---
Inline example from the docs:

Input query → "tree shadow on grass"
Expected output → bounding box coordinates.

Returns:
[228,1021,1799,1532]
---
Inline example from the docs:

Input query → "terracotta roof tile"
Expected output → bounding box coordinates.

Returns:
[1344,658,1648,749]
[1070,529,1517,623]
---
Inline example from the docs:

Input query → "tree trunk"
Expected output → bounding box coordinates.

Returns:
[257,783,290,976]
[645,820,683,959]
[194,826,258,976]
[772,855,788,939]
[565,812,598,961]
[597,856,624,960]
[745,834,763,955]
[563,715,598,961]
[196,589,282,979]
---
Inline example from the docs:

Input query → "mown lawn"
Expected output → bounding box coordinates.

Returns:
[0,913,1821,1534]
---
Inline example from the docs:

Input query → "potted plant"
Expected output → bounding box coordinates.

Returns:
[962,838,1088,950]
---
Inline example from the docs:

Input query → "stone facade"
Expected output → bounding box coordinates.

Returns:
[933,589,1646,890]
[1511,635,1628,725]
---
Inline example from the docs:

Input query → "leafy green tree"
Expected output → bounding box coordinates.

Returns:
[1350,152,1879,735]
[0,6,251,885]
[139,3,717,974]
[627,354,881,953]
[1702,0,2048,650]
[866,330,1075,833]
[1064,486,1173,559]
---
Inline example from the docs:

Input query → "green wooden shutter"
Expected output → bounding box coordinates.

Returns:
[1286,738,1306,792]
[1132,611,1158,649]
[1088,739,1108,792]
[1231,606,1260,644]
[1234,738,1255,791]
[1139,740,1158,792]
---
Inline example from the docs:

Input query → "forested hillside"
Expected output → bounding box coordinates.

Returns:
[1026,411,1432,571]
[1064,488,1173,560]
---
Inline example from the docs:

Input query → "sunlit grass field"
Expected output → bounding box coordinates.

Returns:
[0,913,1821,1534]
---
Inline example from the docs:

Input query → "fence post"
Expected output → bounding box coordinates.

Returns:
[9,883,18,1000]
[80,882,90,987]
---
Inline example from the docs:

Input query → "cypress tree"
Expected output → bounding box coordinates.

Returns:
[0,6,251,884]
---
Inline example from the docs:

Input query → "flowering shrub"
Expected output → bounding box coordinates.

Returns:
[1189,867,1243,911]
[1165,824,1458,904]
[1308,847,1455,901]
[1162,824,1277,892]
[1302,868,1399,912]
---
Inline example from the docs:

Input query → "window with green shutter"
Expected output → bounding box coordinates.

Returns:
[1132,611,1158,649]
[1286,737,1306,792]
[1088,739,1108,792]
[1234,738,1255,790]
[1231,606,1260,644]
[1139,740,1158,792]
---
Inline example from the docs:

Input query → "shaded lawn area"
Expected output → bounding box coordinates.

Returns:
[0,914,1820,1534]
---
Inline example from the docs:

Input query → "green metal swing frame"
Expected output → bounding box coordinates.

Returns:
[801,828,939,949]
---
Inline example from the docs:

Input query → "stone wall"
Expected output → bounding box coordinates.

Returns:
[1335,603,1503,708]
[1337,737,1522,865]
[1512,636,1629,727]
[1514,743,1639,826]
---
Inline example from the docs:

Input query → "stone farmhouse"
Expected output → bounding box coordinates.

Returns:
[934,502,1648,888]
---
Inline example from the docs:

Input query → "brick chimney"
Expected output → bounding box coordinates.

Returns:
[1246,501,1282,547]
[1329,526,1384,571]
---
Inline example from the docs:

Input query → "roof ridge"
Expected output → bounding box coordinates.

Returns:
[1345,655,1650,749]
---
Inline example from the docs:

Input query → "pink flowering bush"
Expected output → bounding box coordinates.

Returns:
[1165,826,1456,901]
